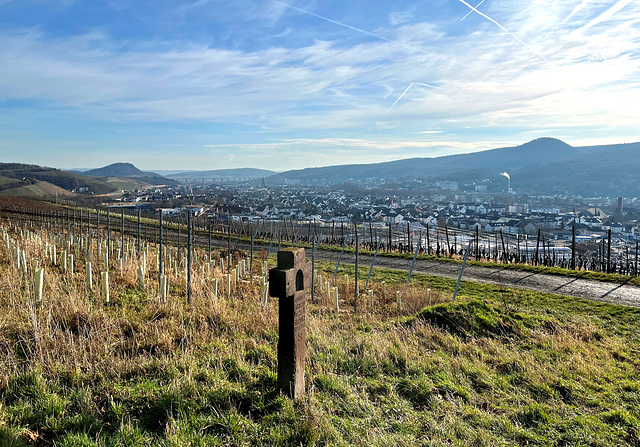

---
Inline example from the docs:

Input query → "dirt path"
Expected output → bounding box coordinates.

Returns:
[313,250,640,308]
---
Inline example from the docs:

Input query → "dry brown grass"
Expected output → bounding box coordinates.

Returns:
[1,214,639,446]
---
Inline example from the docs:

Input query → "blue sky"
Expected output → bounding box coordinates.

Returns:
[0,0,639,171]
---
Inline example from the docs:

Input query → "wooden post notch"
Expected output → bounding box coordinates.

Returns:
[269,247,311,399]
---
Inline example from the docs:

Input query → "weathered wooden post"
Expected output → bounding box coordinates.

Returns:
[269,247,311,399]
[120,209,124,254]
[159,211,163,277]
[96,209,101,262]
[208,224,212,263]
[137,208,141,258]
[571,225,576,270]
[607,229,612,274]
[445,224,453,257]
[250,225,256,281]
[311,235,317,302]
[354,229,359,313]
[227,224,231,273]
[187,212,192,305]
[107,208,111,269]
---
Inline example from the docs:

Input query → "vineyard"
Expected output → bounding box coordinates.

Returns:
[3,200,640,292]
[0,205,639,445]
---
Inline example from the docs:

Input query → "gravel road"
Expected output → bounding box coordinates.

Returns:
[312,249,640,308]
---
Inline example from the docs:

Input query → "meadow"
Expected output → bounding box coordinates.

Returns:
[0,213,639,446]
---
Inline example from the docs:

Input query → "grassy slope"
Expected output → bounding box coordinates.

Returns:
[1,181,77,199]
[0,223,639,446]
[104,177,151,191]
[0,176,20,187]
[0,164,123,196]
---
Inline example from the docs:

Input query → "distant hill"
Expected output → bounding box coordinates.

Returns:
[85,162,148,177]
[0,163,119,198]
[81,162,177,186]
[169,168,276,179]
[147,170,190,176]
[269,138,640,197]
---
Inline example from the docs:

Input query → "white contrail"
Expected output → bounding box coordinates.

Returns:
[458,0,599,94]
[461,0,485,21]
[566,0,591,22]
[388,84,415,112]
[576,0,633,34]
[456,0,544,60]
[273,0,465,66]
[273,1,389,43]
[387,83,441,112]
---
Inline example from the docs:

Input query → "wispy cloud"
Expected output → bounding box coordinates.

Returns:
[577,0,634,33]
[456,0,543,59]
[389,10,414,26]
[199,137,514,169]
[273,0,463,65]
[174,0,213,14]
[2,6,637,136]
[0,0,639,169]
[269,27,292,38]
[387,82,442,112]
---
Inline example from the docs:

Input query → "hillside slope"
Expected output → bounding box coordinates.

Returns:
[269,138,640,196]
[0,163,119,196]
[1,180,77,199]
[82,162,177,186]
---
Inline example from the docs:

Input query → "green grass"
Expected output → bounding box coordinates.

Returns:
[3,297,640,446]
[2,273,640,445]
[2,218,640,446]
[0,176,20,187]
[319,260,640,337]
[105,179,145,190]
